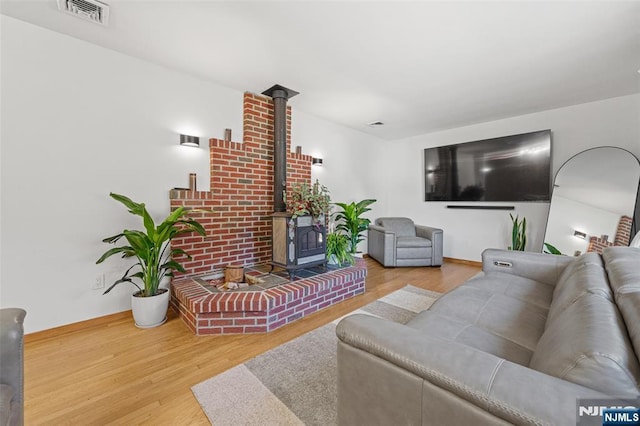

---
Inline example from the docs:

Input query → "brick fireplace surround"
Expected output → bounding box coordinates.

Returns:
[169,92,367,335]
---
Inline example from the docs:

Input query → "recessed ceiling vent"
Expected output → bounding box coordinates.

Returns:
[57,0,110,26]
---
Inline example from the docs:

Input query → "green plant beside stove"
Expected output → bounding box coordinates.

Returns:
[333,199,376,254]
[326,232,354,266]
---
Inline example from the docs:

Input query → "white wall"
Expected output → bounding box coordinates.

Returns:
[0,16,381,333]
[292,109,386,251]
[379,94,640,261]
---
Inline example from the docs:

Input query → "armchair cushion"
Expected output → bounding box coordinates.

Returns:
[396,236,432,248]
[376,217,416,237]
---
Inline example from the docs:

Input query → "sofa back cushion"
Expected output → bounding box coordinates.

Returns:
[376,217,416,237]
[530,292,640,395]
[546,252,612,326]
[603,247,640,360]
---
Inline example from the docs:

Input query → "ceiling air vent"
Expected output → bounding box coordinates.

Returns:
[57,0,110,26]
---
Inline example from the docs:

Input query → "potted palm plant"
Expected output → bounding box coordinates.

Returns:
[333,199,376,255]
[96,193,206,328]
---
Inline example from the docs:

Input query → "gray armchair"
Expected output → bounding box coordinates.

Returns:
[1,308,26,426]
[368,217,443,267]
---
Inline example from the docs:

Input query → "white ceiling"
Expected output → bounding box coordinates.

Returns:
[2,0,639,140]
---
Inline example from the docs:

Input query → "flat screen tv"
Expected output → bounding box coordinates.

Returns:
[424,130,551,202]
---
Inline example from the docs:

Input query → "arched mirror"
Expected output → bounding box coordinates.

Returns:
[543,147,640,256]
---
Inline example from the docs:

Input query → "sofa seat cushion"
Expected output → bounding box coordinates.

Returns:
[428,286,547,351]
[603,247,640,361]
[407,311,533,366]
[465,272,554,311]
[530,293,640,395]
[377,218,416,237]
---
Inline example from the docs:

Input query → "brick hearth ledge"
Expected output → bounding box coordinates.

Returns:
[171,259,367,335]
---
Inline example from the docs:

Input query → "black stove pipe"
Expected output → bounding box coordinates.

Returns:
[262,84,299,212]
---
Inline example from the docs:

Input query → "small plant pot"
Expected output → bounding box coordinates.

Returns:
[131,288,170,328]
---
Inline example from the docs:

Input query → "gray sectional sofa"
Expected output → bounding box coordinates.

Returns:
[336,247,640,425]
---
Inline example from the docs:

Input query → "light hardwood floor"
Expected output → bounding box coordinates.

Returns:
[24,258,480,425]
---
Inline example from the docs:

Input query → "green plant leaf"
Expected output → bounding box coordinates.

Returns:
[110,193,146,216]
[102,233,125,244]
[543,242,563,255]
[96,246,135,264]
[175,219,207,236]
[170,248,191,259]
[161,260,186,272]
[102,276,140,295]
[123,230,153,257]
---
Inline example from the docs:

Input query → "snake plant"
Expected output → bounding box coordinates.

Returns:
[508,213,527,251]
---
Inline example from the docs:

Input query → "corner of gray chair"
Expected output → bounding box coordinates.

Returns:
[1,308,26,426]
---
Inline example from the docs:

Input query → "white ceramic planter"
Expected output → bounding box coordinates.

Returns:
[131,288,170,328]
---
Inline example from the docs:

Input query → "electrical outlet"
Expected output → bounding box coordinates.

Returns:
[93,274,105,290]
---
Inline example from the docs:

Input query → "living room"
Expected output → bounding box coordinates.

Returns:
[1,1,640,424]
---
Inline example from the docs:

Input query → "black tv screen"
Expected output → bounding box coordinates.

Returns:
[424,130,551,202]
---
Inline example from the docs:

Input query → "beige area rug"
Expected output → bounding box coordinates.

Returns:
[191,285,442,425]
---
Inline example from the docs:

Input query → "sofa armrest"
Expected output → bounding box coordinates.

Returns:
[0,308,26,426]
[482,249,574,287]
[337,314,610,426]
[415,225,443,266]
[368,225,396,267]
[415,225,442,239]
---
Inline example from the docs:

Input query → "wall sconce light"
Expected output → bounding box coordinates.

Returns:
[180,134,200,147]
[312,157,323,166]
[573,230,587,239]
